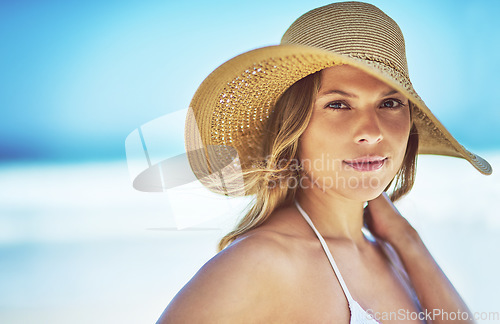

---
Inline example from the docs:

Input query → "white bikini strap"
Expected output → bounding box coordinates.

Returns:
[295,201,354,302]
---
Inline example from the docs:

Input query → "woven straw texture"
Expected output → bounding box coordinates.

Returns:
[185,1,492,196]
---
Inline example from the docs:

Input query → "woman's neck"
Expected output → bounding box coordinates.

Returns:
[295,186,366,247]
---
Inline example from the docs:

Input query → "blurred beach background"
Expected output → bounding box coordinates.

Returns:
[1,0,499,323]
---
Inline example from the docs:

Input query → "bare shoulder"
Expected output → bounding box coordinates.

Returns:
[156,227,300,323]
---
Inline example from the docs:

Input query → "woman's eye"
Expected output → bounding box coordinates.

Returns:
[326,101,349,110]
[381,99,405,109]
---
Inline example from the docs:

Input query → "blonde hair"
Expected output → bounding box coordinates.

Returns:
[218,70,419,251]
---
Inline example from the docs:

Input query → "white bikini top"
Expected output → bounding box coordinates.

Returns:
[295,201,423,324]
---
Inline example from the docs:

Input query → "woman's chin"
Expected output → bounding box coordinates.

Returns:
[310,177,391,201]
[297,173,394,201]
[337,187,386,202]
[317,180,390,202]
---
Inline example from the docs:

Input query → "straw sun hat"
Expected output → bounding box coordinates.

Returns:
[185,1,492,196]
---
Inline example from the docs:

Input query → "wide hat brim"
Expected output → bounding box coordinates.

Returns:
[185,44,492,196]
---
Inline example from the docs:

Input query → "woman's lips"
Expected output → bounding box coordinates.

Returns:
[343,156,387,172]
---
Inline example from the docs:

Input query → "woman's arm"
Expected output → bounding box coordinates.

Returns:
[365,192,475,324]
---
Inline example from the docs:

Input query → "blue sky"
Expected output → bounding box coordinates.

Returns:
[1,0,499,161]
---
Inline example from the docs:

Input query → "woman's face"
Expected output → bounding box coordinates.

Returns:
[298,65,411,201]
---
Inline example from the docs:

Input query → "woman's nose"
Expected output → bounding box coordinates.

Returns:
[354,112,383,144]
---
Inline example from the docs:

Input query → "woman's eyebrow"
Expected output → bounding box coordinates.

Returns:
[382,89,400,97]
[317,89,401,98]
[317,89,357,98]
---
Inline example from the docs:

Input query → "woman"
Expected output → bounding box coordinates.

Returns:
[158,2,492,323]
